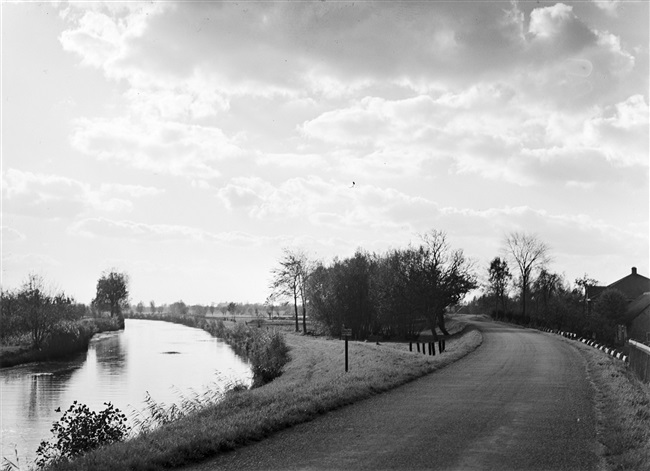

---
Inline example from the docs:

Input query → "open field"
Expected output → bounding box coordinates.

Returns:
[49,319,481,471]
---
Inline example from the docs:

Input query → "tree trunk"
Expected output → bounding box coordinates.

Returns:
[302,304,307,334]
[436,310,450,336]
[429,325,439,341]
[293,292,299,332]
[521,277,528,319]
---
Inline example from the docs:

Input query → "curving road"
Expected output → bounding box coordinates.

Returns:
[183,317,602,470]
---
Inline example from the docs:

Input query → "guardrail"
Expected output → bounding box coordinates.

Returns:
[539,328,628,362]
[628,340,650,384]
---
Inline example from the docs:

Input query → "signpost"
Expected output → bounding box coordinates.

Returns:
[342,328,352,372]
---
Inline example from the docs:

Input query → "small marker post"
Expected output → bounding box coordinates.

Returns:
[342,328,352,372]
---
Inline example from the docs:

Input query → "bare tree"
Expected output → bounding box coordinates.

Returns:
[270,248,312,333]
[503,232,551,318]
[418,230,477,336]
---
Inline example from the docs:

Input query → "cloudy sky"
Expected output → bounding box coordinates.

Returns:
[2,0,648,306]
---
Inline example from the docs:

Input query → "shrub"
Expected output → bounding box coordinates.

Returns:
[35,401,129,468]
[249,331,291,386]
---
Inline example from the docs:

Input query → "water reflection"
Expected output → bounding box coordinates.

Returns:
[94,334,126,375]
[1,319,252,464]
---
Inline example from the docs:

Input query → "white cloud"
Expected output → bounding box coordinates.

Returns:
[592,0,620,16]
[71,116,241,179]
[300,89,646,187]
[529,4,581,40]
[67,217,273,247]
[1,169,163,218]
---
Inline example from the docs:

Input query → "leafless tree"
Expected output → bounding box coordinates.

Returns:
[503,232,551,318]
[270,248,312,333]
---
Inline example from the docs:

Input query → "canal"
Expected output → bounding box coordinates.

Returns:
[0,319,252,465]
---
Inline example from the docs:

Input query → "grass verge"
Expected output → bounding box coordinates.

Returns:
[564,337,650,470]
[49,324,482,471]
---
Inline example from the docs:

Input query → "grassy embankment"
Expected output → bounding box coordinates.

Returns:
[0,317,124,368]
[564,337,650,470]
[50,319,482,471]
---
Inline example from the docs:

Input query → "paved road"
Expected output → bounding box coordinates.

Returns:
[183,318,602,470]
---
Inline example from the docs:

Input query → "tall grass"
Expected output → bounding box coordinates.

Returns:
[129,378,248,435]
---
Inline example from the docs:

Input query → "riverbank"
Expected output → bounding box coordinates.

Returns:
[0,317,124,368]
[50,317,482,471]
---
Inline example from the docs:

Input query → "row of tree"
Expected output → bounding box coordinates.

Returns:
[269,230,626,346]
[269,230,477,339]
[480,259,629,344]
[129,300,293,319]
[1,270,130,349]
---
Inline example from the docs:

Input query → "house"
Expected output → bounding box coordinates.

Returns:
[587,267,650,309]
[606,267,650,301]
[587,267,650,344]
[625,292,650,344]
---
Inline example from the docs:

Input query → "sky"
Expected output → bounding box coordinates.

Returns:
[1,0,648,306]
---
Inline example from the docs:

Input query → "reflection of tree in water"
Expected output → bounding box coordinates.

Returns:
[93,334,126,375]
[27,367,77,419]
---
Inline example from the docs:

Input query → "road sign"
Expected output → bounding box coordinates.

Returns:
[342,328,352,337]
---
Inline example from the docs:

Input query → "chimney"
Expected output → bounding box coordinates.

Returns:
[632,267,637,275]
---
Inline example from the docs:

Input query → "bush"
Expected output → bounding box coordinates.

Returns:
[36,401,129,468]
[249,331,291,386]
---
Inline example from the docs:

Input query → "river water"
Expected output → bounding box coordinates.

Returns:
[0,319,252,465]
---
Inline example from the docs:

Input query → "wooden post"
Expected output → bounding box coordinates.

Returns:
[342,328,352,372]
[409,342,413,352]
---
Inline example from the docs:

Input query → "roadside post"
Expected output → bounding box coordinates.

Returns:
[342,328,352,372]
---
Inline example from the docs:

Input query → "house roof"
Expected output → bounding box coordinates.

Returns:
[586,285,607,301]
[607,267,650,301]
[625,292,650,324]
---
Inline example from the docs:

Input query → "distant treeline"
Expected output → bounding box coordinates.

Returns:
[129,300,294,319]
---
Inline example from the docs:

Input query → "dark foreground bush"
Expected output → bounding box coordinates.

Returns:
[36,401,129,468]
